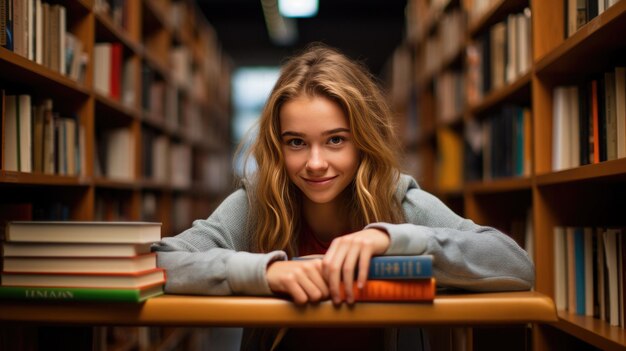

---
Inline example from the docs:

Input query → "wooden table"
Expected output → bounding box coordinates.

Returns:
[0,291,557,327]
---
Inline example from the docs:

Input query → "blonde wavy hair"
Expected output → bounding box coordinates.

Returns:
[244,43,404,256]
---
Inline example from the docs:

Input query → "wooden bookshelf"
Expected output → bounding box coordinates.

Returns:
[0,0,233,349]
[398,0,626,349]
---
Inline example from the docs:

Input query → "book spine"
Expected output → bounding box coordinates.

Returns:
[0,286,158,302]
[368,256,433,279]
[339,278,436,302]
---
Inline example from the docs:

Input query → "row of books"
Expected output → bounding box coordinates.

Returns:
[0,221,165,303]
[552,66,626,171]
[554,226,626,327]
[416,8,466,84]
[435,69,465,124]
[1,91,84,176]
[295,254,436,302]
[0,0,87,83]
[142,64,208,145]
[565,0,622,38]
[466,8,532,105]
[436,104,532,188]
[94,42,135,107]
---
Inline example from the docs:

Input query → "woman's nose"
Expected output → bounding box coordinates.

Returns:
[305,146,328,171]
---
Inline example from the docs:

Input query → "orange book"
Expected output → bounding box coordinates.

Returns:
[339,278,435,302]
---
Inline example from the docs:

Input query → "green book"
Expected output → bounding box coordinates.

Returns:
[0,284,163,303]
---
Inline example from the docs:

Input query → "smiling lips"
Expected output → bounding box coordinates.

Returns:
[303,176,337,185]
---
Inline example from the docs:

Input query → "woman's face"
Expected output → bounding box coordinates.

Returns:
[279,95,359,206]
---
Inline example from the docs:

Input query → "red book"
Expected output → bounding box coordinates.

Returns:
[591,80,600,164]
[339,278,435,302]
[110,43,123,100]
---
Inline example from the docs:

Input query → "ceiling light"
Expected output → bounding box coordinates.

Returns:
[278,0,318,18]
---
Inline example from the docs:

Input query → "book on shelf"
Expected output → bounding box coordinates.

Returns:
[4,221,162,244]
[295,254,433,280]
[1,242,153,257]
[338,278,436,302]
[553,225,626,326]
[0,283,163,302]
[3,253,157,273]
[2,94,32,173]
[0,267,166,289]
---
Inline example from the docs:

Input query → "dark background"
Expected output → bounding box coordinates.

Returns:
[195,0,407,77]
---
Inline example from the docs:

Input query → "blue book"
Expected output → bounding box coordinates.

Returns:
[294,255,433,279]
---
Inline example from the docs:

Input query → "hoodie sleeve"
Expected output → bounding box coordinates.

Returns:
[152,189,288,296]
[366,179,534,292]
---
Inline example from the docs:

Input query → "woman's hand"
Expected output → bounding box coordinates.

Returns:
[266,259,330,304]
[322,228,390,304]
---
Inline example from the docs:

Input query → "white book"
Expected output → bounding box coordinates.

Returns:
[552,86,570,171]
[615,66,626,158]
[5,221,161,244]
[35,0,43,65]
[106,127,134,180]
[517,12,530,75]
[94,43,112,96]
[3,95,18,171]
[59,5,66,75]
[554,226,568,311]
[18,95,32,173]
[27,0,32,60]
[505,14,517,83]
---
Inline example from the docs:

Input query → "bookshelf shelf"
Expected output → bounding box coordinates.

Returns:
[465,177,532,194]
[94,13,141,55]
[0,172,88,186]
[535,158,626,186]
[468,0,528,36]
[0,49,89,98]
[93,177,140,190]
[534,1,626,79]
[556,311,626,351]
[95,94,140,122]
[142,0,172,32]
[469,72,531,117]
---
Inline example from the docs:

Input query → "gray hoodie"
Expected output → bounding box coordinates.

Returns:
[153,174,534,295]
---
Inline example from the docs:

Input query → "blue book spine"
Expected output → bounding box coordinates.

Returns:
[368,255,433,280]
[574,227,586,315]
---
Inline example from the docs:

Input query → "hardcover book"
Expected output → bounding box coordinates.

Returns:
[339,278,436,302]
[295,254,433,279]
[2,253,157,273]
[1,242,152,257]
[0,268,166,289]
[0,283,163,302]
[5,221,161,243]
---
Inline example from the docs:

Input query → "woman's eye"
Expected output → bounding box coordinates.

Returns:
[328,136,344,145]
[287,139,305,148]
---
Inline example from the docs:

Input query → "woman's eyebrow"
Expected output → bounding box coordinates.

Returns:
[280,128,350,138]
[322,128,350,135]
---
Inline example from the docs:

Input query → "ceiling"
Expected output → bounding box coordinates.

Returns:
[195,0,408,78]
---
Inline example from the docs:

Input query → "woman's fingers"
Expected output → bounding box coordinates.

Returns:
[266,260,329,304]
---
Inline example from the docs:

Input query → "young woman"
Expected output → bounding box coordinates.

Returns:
[153,43,534,350]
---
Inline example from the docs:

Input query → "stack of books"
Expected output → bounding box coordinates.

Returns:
[296,254,435,302]
[0,221,165,303]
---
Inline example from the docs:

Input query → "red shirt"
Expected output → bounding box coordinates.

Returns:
[276,223,385,351]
